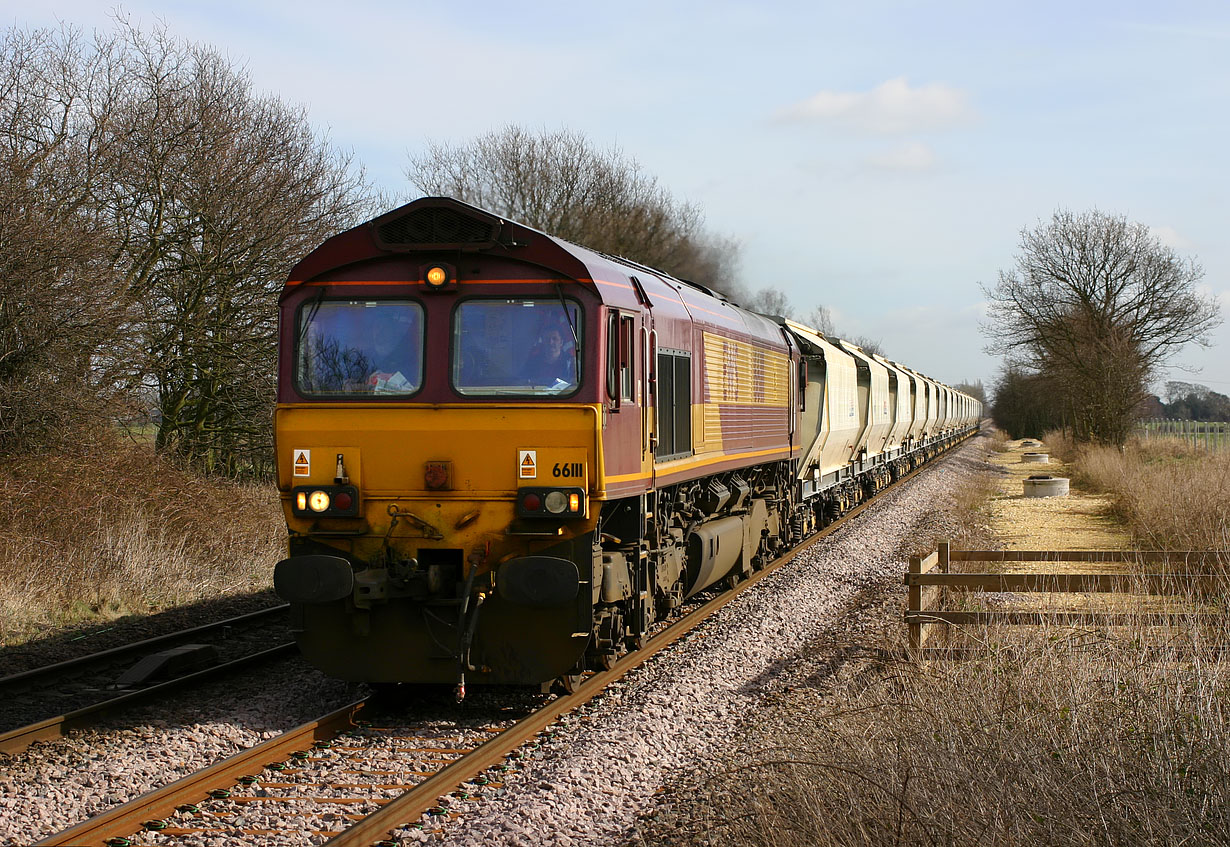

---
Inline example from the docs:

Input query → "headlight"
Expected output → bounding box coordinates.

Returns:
[291,485,360,518]
[516,487,585,519]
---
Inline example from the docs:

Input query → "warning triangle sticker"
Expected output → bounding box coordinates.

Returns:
[519,449,537,478]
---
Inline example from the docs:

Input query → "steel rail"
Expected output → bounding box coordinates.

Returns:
[0,603,290,689]
[1,642,297,755]
[39,432,976,847]
[35,698,368,847]
[327,440,963,846]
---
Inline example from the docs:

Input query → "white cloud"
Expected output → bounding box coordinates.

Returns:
[776,77,974,134]
[1150,224,1194,249]
[863,141,937,172]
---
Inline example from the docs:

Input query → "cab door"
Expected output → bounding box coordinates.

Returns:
[602,306,648,499]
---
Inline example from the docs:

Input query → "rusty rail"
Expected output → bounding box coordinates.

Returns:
[1,643,297,755]
[35,699,367,847]
[40,437,974,846]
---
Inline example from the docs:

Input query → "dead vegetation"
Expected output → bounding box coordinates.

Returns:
[0,431,283,646]
[645,431,1230,846]
[1048,431,1230,555]
[671,623,1230,847]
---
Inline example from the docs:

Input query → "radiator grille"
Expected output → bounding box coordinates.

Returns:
[376,206,495,246]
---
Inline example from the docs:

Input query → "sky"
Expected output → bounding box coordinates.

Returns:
[6,1,1229,395]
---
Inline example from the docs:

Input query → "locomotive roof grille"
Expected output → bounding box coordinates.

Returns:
[374,206,498,249]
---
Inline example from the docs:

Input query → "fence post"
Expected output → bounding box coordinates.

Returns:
[938,541,951,610]
[908,555,922,650]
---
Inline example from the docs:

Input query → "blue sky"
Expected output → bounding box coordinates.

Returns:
[7,1,1228,395]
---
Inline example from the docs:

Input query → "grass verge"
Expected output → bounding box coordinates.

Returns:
[1046,431,1230,554]
[637,431,1230,846]
[675,621,1230,847]
[0,433,284,646]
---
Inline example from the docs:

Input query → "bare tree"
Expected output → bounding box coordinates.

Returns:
[802,305,836,336]
[0,26,132,449]
[983,209,1220,444]
[736,292,843,340]
[408,126,740,294]
[848,336,884,357]
[99,22,378,474]
[743,286,794,317]
[953,380,987,404]
[990,365,1063,438]
[0,20,378,472]
[1161,382,1230,421]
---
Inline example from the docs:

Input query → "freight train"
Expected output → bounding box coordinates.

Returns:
[272,197,980,695]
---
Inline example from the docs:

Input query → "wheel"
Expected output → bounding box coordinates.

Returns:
[553,673,585,695]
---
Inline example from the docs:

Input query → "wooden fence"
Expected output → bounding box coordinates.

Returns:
[906,542,1228,652]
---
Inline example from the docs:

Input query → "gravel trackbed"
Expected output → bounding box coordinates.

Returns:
[0,437,986,846]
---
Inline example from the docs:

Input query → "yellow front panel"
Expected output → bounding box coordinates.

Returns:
[278,404,599,495]
[276,403,602,567]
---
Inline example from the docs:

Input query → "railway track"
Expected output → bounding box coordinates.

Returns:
[0,605,294,755]
[32,442,970,847]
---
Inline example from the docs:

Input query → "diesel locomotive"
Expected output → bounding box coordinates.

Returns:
[272,197,980,694]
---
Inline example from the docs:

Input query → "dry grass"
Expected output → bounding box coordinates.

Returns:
[900,435,1003,562]
[671,619,1230,847]
[648,433,1230,847]
[1045,432,1230,554]
[0,433,284,646]
[1041,428,1079,462]
[987,427,1013,453]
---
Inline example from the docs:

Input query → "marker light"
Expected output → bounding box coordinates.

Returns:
[296,492,307,511]
[426,266,448,287]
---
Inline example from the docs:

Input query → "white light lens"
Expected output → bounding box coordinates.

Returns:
[544,491,568,514]
[308,490,331,512]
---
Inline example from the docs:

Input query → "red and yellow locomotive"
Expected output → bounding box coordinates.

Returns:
[273,197,978,692]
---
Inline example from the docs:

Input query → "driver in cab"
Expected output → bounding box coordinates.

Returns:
[525,327,576,390]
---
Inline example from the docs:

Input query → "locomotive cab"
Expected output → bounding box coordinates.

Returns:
[273,200,617,687]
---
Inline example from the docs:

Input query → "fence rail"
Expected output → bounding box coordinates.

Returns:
[1137,419,1230,450]
[905,542,1228,652]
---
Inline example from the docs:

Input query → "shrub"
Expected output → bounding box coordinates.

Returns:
[1057,436,1230,554]
[0,430,283,645]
